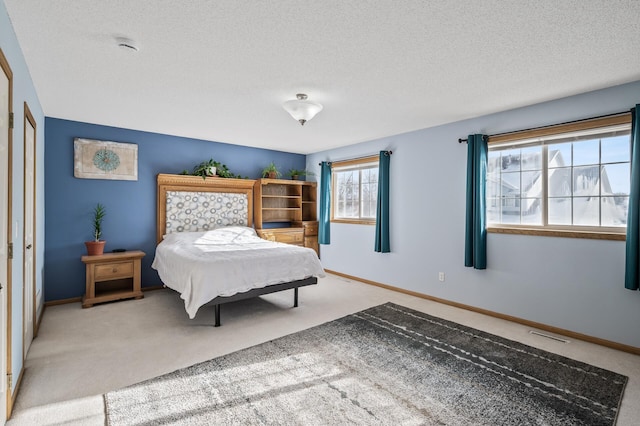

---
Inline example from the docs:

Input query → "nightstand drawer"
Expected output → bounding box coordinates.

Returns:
[257,228,304,245]
[292,221,318,236]
[276,231,304,245]
[303,222,318,236]
[95,261,134,281]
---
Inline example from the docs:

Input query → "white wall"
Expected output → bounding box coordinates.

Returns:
[308,81,640,348]
[0,0,46,394]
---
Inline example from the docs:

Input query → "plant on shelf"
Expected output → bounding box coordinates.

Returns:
[192,159,217,180]
[85,203,106,256]
[214,161,234,178]
[184,159,248,179]
[262,162,281,179]
[216,161,249,179]
[287,168,315,180]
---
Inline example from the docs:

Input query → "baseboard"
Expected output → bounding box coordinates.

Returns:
[34,303,45,337]
[44,286,166,307]
[325,269,640,356]
[142,285,166,292]
[44,296,82,307]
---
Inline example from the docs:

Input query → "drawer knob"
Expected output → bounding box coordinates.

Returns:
[112,268,118,273]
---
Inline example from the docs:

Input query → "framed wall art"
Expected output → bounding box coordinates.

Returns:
[74,138,138,181]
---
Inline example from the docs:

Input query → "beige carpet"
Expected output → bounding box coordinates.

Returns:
[105,303,627,425]
[8,274,640,425]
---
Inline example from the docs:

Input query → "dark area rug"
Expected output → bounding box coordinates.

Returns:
[105,303,627,425]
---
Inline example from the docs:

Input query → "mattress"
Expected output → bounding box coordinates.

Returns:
[152,226,325,318]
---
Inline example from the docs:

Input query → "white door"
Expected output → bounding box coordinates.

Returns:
[23,106,35,358]
[0,49,12,423]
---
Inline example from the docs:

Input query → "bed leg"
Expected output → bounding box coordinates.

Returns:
[294,287,299,308]
[214,304,221,327]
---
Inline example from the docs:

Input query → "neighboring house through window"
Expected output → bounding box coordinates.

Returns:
[331,156,378,224]
[487,114,632,240]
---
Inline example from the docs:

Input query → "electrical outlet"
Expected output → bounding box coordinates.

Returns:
[438,272,445,282]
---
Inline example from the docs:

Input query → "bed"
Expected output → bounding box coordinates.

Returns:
[152,174,325,326]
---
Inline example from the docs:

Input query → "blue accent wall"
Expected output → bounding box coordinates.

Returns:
[45,118,305,301]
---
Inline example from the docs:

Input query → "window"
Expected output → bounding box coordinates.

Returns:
[332,156,378,224]
[487,114,632,239]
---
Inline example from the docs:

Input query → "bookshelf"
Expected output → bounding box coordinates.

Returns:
[254,178,319,255]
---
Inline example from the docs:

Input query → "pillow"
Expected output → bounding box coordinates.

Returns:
[162,226,258,244]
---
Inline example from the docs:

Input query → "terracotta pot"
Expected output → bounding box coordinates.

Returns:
[290,175,299,180]
[267,171,277,179]
[85,241,106,256]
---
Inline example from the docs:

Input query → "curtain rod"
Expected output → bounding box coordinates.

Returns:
[318,150,392,166]
[458,136,487,144]
[457,110,630,144]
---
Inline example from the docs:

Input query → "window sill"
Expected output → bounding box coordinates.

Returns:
[331,219,375,225]
[487,226,625,241]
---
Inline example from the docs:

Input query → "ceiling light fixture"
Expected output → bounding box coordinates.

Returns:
[282,93,323,126]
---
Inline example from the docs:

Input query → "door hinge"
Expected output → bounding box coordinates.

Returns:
[8,112,13,129]
[7,373,11,390]
[8,242,13,259]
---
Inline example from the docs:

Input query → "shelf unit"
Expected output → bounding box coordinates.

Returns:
[254,178,319,255]
[301,184,317,223]
[254,178,317,226]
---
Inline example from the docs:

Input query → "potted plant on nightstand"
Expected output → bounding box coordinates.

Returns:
[262,162,281,179]
[85,203,106,256]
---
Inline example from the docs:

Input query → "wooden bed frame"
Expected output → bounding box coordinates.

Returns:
[156,173,318,326]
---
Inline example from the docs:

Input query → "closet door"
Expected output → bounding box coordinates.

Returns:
[23,103,36,358]
[0,47,13,422]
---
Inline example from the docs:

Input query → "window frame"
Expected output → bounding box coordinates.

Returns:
[331,156,379,225]
[487,113,632,241]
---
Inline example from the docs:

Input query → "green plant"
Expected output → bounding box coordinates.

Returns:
[262,162,281,178]
[287,168,315,177]
[185,159,247,179]
[92,203,106,241]
[192,159,217,180]
[213,161,232,178]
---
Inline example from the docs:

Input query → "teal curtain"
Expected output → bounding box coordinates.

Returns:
[625,106,640,290]
[318,161,331,245]
[464,134,487,269]
[375,151,391,253]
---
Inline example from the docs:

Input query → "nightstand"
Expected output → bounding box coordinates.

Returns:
[81,250,145,308]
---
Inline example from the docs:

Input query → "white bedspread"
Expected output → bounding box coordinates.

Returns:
[152,227,325,319]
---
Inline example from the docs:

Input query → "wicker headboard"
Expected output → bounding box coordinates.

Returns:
[156,174,256,244]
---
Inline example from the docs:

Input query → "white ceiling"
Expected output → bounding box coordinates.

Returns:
[5,1,640,154]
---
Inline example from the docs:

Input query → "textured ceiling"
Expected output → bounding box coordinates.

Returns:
[5,0,640,154]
